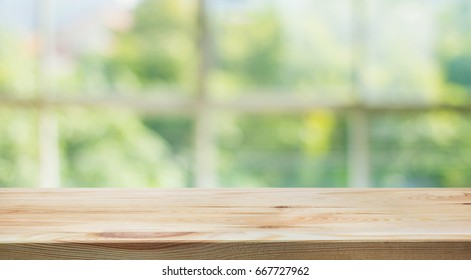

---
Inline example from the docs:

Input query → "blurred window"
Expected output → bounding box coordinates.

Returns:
[0,0,470,188]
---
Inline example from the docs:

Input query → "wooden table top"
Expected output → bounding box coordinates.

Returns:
[1,188,470,259]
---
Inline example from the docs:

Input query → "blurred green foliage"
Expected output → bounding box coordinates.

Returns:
[0,110,38,187]
[0,0,471,188]
[209,1,352,98]
[59,109,190,188]
[218,112,347,188]
[371,111,471,188]
[103,0,196,93]
[0,32,35,96]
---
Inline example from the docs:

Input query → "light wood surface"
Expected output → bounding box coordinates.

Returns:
[1,188,470,259]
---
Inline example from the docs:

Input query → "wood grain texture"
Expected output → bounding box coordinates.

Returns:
[0,188,470,259]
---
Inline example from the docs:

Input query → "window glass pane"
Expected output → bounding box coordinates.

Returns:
[59,108,193,187]
[209,0,353,102]
[217,112,348,187]
[438,0,471,104]
[0,0,36,98]
[363,0,471,105]
[53,0,197,97]
[371,111,471,188]
[0,109,38,187]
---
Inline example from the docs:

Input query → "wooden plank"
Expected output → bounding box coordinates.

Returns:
[0,188,470,259]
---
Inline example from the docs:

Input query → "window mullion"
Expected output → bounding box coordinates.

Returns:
[37,0,60,188]
[194,0,217,188]
[348,0,371,188]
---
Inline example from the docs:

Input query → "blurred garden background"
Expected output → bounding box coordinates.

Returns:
[1,0,471,188]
